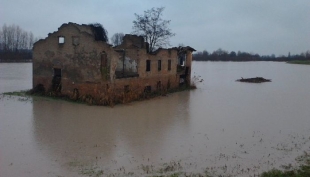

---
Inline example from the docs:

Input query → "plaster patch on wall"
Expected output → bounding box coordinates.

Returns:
[116,57,137,72]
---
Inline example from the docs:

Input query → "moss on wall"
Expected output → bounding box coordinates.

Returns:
[100,66,110,81]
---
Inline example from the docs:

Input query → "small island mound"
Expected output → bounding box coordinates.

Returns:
[236,77,271,83]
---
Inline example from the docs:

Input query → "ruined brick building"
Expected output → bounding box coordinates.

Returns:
[32,22,195,104]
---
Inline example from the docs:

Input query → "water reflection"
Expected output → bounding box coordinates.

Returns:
[0,97,36,177]
[31,92,191,174]
[0,63,32,93]
[2,62,310,176]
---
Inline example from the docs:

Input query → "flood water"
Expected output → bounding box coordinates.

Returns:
[1,62,310,177]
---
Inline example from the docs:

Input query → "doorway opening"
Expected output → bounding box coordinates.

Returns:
[52,68,62,92]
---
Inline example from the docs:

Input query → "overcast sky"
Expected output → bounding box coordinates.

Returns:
[1,0,309,56]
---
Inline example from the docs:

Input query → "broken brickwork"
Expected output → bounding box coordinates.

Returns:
[32,22,195,104]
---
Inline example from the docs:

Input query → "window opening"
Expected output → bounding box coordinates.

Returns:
[158,60,161,71]
[146,60,151,71]
[168,60,171,71]
[178,54,186,66]
[58,36,65,44]
[54,68,61,77]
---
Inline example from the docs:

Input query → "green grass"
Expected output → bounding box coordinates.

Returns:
[261,152,310,177]
[287,60,310,65]
[2,90,29,97]
[261,166,310,177]
[79,166,104,177]
[66,152,310,177]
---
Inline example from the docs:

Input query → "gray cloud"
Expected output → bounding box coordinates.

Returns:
[1,0,309,55]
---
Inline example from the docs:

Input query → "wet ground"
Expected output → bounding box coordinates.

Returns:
[1,62,310,177]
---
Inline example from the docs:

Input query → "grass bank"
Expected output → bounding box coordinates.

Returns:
[287,60,310,65]
[2,84,195,107]
[2,90,28,97]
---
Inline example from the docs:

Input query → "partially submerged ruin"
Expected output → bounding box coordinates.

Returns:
[32,22,195,105]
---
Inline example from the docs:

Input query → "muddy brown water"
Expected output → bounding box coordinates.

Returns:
[1,62,310,177]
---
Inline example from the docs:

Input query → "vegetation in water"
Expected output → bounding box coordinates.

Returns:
[79,166,104,177]
[2,90,28,97]
[64,152,310,177]
[2,80,197,107]
[2,88,310,177]
[260,151,310,177]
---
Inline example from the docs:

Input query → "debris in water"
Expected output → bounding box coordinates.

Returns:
[236,77,271,83]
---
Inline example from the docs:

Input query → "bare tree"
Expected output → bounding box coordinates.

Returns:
[1,24,8,51]
[0,28,3,50]
[6,25,15,51]
[20,31,28,50]
[28,32,34,50]
[111,33,124,46]
[0,24,39,60]
[15,25,22,51]
[132,7,175,52]
[0,25,38,51]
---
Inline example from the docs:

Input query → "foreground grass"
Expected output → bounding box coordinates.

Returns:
[65,152,310,177]
[2,90,28,97]
[261,152,310,177]
[69,163,310,177]
[261,166,310,177]
[287,60,310,65]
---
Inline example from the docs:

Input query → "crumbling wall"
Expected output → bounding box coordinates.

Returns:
[185,50,193,84]
[113,35,181,92]
[120,34,145,49]
[32,23,194,105]
[138,49,178,78]
[33,23,118,95]
[116,56,137,73]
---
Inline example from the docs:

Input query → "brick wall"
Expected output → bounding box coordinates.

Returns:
[32,23,193,103]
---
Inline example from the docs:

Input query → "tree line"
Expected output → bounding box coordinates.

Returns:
[193,48,310,62]
[0,24,39,62]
